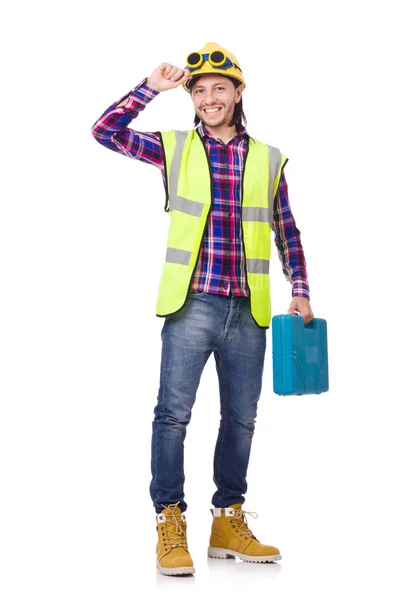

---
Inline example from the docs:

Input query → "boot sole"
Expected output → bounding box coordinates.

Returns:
[208,546,282,563]
[156,560,195,576]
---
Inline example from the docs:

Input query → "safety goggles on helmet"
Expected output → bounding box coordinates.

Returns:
[186,51,243,73]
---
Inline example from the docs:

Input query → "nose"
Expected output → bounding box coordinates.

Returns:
[203,89,217,104]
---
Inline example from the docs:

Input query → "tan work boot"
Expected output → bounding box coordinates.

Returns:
[208,503,281,562]
[156,502,195,576]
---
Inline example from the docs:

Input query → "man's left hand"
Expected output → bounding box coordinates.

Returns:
[287,297,314,326]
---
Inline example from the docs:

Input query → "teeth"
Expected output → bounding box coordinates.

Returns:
[204,108,221,113]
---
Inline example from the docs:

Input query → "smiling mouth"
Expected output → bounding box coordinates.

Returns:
[202,107,222,114]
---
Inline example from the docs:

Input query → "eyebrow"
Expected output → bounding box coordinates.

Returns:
[193,82,226,90]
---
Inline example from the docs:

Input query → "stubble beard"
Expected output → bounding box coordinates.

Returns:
[198,105,234,129]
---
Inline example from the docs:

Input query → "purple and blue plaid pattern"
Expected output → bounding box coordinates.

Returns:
[92,81,310,299]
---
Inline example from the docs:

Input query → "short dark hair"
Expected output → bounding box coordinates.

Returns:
[191,76,247,133]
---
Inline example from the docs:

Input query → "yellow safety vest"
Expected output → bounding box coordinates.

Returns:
[157,129,287,327]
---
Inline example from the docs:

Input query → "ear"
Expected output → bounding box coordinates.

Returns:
[235,84,243,104]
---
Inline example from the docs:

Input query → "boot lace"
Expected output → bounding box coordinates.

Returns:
[231,508,259,540]
[160,502,188,550]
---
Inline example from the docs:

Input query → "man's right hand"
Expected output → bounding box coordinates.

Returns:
[146,63,191,92]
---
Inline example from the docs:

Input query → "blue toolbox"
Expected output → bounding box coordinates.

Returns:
[271,314,329,396]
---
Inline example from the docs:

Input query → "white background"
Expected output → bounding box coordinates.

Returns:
[1,0,396,598]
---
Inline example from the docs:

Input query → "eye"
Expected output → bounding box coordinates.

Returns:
[215,87,224,92]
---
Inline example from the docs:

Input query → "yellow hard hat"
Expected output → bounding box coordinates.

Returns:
[183,42,246,92]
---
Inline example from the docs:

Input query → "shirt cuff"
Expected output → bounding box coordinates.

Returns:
[121,78,159,109]
[292,280,310,300]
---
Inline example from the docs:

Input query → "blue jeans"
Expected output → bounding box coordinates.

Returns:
[150,290,267,513]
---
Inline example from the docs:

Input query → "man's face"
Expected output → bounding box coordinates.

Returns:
[190,75,242,129]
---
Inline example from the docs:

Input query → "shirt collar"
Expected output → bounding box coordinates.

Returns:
[197,122,248,143]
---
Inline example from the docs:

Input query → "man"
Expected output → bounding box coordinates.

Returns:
[91,42,314,577]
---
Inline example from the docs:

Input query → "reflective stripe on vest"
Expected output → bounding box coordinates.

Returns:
[168,131,205,218]
[246,258,270,274]
[166,130,205,266]
[267,145,282,227]
[165,247,191,266]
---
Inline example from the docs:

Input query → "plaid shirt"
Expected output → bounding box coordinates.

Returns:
[91,81,310,299]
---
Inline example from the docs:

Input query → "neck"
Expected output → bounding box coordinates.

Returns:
[204,123,238,144]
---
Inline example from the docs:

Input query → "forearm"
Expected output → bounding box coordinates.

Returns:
[273,172,310,299]
[91,79,164,167]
